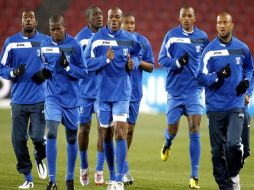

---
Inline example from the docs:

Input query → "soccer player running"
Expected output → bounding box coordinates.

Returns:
[158,5,209,189]
[39,15,87,190]
[121,13,154,185]
[75,5,105,186]
[0,10,48,189]
[197,12,253,190]
[84,7,141,190]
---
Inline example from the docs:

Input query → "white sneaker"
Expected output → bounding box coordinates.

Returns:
[106,181,116,190]
[18,181,34,189]
[94,170,104,185]
[80,168,89,186]
[122,173,134,185]
[115,182,124,190]
[36,160,47,180]
[231,174,241,190]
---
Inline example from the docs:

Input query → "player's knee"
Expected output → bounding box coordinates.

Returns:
[67,133,77,144]
[47,130,57,139]
[79,124,90,136]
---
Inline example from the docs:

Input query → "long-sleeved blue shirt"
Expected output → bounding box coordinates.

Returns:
[197,36,254,111]
[41,34,87,108]
[158,25,209,96]
[84,26,141,102]
[130,32,154,101]
[0,31,48,104]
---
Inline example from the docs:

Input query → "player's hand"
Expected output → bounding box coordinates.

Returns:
[106,46,114,60]
[58,51,69,68]
[216,64,231,80]
[32,68,52,85]
[127,54,134,70]
[13,64,25,77]
[245,94,250,105]
[178,52,189,66]
[236,79,249,96]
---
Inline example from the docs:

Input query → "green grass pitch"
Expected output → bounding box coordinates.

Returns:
[0,108,253,189]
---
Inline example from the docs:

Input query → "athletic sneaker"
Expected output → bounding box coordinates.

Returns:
[115,182,124,190]
[80,168,89,186]
[45,180,57,190]
[106,181,116,190]
[66,180,74,190]
[161,143,170,161]
[231,174,240,190]
[36,159,47,180]
[122,173,134,185]
[94,170,104,185]
[18,181,34,189]
[189,177,200,189]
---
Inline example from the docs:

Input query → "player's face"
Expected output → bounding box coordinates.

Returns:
[179,8,195,32]
[122,16,135,33]
[89,7,103,30]
[216,15,234,41]
[108,9,123,32]
[49,21,65,43]
[22,11,37,33]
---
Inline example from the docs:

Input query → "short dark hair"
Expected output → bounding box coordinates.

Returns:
[49,15,64,25]
[85,5,100,19]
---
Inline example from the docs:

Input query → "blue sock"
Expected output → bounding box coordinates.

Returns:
[46,138,57,183]
[66,142,78,181]
[96,151,105,171]
[189,133,201,178]
[116,140,127,182]
[24,172,33,182]
[80,150,88,169]
[164,129,175,147]
[104,140,115,181]
[123,160,129,174]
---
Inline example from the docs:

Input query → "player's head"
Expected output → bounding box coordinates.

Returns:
[122,13,135,33]
[179,5,195,32]
[216,12,234,42]
[49,15,65,43]
[86,5,103,32]
[107,7,123,32]
[21,10,37,35]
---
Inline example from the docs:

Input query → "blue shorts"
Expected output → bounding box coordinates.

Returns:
[45,101,79,130]
[127,101,141,124]
[167,92,203,125]
[98,100,129,127]
[79,98,98,124]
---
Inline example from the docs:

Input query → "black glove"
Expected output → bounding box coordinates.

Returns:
[216,64,231,80]
[178,52,189,66]
[58,51,69,68]
[13,64,25,77]
[236,80,249,96]
[32,68,52,85]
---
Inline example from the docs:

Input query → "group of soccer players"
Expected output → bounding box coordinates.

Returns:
[0,3,252,190]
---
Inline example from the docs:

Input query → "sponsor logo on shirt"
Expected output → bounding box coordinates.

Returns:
[123,48,128,56]
[196,45,201,53]
[235,57,241,65]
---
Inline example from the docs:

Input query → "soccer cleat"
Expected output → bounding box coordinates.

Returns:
[36,160,47,180]
[66,180,75,190]
[106,181,116,190]
[189,177,200,189]
[18,181,34,189]
[45,181,57,190]
[231,174,240,190]
[80,168,89,186]
[122,173,134,186]
[94,170,104,185]
[115,182,124,190]
[161,143,170,161]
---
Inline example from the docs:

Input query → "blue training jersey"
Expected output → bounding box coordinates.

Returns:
[197,36,254,111]
[75,26,97,99]
[130,32,154,102]
[84,26,141,102]
[158,25,209,96]
[41,34,88,108]
[0,31,48,104]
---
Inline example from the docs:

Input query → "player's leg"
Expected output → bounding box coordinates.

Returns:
[242,110,251,161]
[63,107,79,190]
[78,99,93,186]
[11,103,34,188]
[29,102,47,180]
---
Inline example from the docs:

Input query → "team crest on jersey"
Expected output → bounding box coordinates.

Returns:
[37,49,40,57]
[235,57,241,65]
[196,45,201,53]
[66,55,71,62]
[123,48,128,56]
